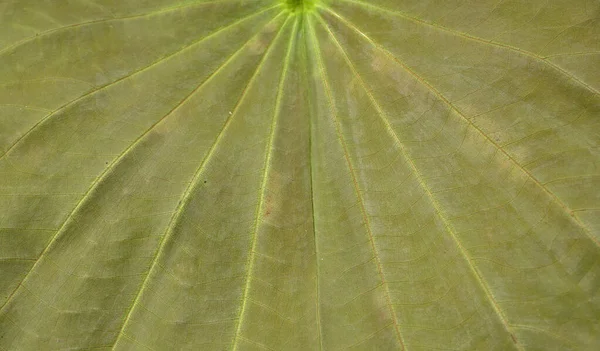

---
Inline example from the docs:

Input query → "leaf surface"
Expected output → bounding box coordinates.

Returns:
[1,0,599,350]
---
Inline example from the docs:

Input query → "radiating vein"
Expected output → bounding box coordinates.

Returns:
[231,15,298,351]
[0,0,276,57]
[301,13,324,350]
[334,0,600,97]
[314,12,524,351]
[0,2,597,349]
[111,13,291,349]
[307,15,407,351]
[0,10,285,317]
[0,4,280,163]
[320,6,600,250]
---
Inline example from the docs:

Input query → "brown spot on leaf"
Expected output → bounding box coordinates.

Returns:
[264,194,273,218]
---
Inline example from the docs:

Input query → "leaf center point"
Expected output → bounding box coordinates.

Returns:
[283,0,315,13]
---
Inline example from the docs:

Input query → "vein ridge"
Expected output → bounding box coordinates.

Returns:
[308,14,408,351]
[0,0,277,58]
[315,10,525,351]
[320,6,600,250]
[111,13,291,350]
[302,12,324,350]
[231,15,298,351]
[336,0,600,97]
[0,6,282,316]
[0,4,280,164]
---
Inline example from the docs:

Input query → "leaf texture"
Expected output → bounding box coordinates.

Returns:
[0,0,599,350]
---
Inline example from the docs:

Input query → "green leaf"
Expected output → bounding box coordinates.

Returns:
[1,0,599,350]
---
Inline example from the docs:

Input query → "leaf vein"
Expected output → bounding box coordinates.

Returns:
[315,10,524,351]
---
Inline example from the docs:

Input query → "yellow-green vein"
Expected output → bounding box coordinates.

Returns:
[321,7,600,250]
[0,11,285,318]
[307,14,407,351]
[0,0,278,57]
[301,12,324,350]
[334,0,600,97]
[111,13,292,350]
[314,12,526,351]
[0,4,280,162]
[231,15,299,351]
